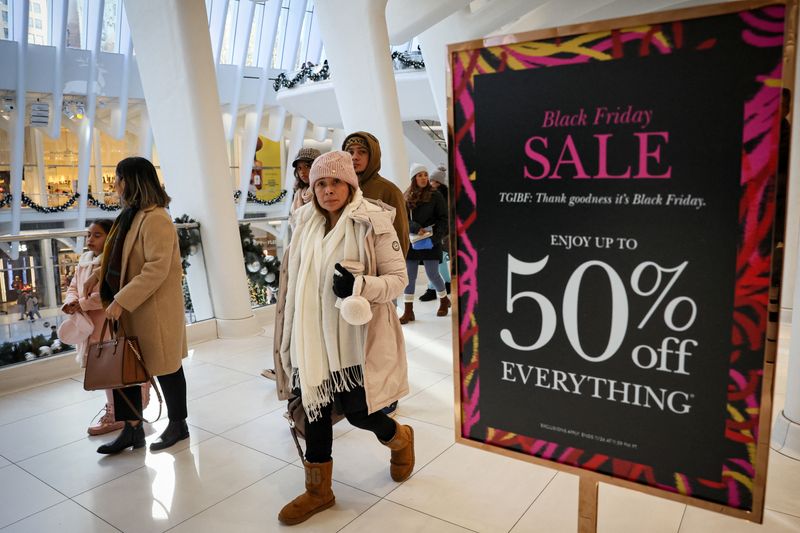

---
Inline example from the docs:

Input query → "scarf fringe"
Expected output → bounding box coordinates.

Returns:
[291,365,365,422]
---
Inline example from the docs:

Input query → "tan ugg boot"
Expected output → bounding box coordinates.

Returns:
[382,421,415,482]
[399,302,415,324]
[278,460,335,525]
[436,294,451,317]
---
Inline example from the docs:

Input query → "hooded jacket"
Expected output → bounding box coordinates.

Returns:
[343,131,410,257]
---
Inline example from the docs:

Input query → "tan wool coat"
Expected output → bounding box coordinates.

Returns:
[273,198,409,413]
[114,206,188,376]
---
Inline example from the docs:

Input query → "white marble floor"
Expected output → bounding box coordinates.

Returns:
[0,298,798,532]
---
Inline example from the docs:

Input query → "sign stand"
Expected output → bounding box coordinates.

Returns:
[578,477,599,533]
[448,0,793,528]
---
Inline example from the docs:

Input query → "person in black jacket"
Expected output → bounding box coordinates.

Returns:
[419,165,451,301]
[399,164,450,324]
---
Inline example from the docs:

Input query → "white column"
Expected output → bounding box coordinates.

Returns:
[40,239,58,309]
[314,0,408,185]
[47,0,67,140]
[771,33,800,459]
[331,128,347,152]
[137,110,153,160]
[9,0,30,260]
[125,0,260,338]
[417,0,537,128]
[92,130,103,196]
[33,129,48,207]
[772,231,800,459]
[265,106,287,142]
[221,0,255,141]
[236,0,282,220]
[284,116,308,186]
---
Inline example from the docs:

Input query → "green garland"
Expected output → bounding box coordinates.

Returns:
[87,192,121,211]
[272,60,330,91]
[173,215,202,271]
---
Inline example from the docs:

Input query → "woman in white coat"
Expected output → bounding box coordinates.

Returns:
[273,151,413,525]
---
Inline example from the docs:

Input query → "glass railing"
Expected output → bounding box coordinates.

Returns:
[0,217,287,369]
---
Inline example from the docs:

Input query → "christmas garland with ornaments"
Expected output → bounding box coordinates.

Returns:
[0,189,287,213]
[272,60,331,91]
[391,50,425,69]
[271,50,426,93]
[234,189,287,206]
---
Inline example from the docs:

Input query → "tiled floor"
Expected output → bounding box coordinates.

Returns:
[0,296,798,532]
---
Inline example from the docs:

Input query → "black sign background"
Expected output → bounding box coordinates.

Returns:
[472,48,748,481]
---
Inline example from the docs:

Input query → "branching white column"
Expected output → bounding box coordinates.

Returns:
[9,0,30,260]
[314,0,408,185]
[418,0,538,128]
[772,229,800,459]
[125,0,260,338]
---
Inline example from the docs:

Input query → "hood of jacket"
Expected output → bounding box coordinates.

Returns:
[342,131,382,187]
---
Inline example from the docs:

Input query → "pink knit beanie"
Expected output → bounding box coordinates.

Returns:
[309,151,360,190]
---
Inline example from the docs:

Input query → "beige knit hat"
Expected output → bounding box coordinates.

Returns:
[309,151,359,189]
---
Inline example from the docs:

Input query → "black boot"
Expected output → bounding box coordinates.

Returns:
[445,281,451,294]
[150,419,190,451]
[419,289,436,302]
[97,422,145,454]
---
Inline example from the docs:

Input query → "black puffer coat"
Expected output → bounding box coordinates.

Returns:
[406,190,447,261]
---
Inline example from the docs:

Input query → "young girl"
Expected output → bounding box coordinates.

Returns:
[62,219,150,436]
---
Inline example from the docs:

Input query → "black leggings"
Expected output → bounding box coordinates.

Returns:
[305,400,397,463]
[114,366,187,422]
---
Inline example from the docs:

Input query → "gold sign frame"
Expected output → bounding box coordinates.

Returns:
[446,0,795,527]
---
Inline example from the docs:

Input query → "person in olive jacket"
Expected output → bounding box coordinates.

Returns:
[342,131,410,257]
[399,164,450,324]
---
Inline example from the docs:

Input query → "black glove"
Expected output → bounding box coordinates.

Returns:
[332,263,356,298]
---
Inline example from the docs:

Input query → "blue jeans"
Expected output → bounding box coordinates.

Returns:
[427,252,450,289]
[405,259,445,295]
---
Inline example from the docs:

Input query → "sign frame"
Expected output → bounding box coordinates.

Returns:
[446,0,795,524]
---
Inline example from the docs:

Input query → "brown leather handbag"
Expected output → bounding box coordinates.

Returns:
[84,319,162,422]
[285,395,345,461]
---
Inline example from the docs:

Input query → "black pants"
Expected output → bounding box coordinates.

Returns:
[304,390,397,463]
[114,366,187,422]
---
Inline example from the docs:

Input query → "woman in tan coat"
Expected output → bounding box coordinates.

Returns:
[273,151,413,525]
[96,156,189,455]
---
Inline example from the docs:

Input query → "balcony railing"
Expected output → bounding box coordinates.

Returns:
[0,217,287,369]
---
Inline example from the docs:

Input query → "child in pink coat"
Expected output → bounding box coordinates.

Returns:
[62,220,150,435]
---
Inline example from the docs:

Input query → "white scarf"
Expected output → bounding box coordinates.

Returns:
[288,190,367,421]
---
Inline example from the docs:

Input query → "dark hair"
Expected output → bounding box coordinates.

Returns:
[115,157,171,208]
[404,174,433,209]
[89,219,114,234]
[294,161,312,192]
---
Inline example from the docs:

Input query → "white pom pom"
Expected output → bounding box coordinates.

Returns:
[340,295,372,325]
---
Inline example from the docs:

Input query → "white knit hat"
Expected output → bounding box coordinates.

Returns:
[309,151,360,189]
[409,163,428,180]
